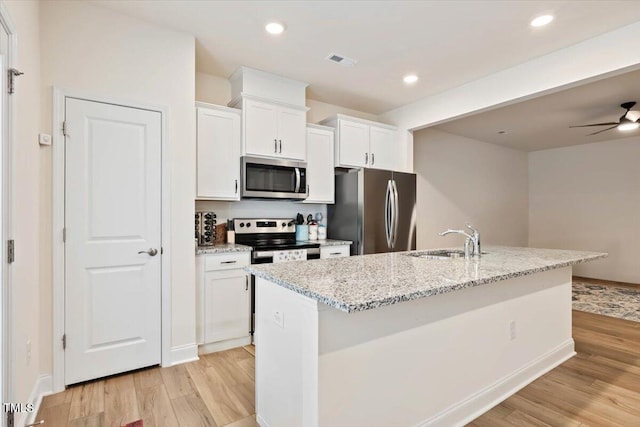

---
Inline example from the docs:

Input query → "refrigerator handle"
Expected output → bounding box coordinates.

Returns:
[385,180,393,248]
[391,179,399,248]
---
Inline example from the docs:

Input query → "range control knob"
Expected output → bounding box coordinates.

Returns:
[246,222,251,228]
[288,222,293,227]
[281,222,287,227]
[239,222,245,228]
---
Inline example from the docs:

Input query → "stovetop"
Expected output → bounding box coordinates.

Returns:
[233,217,320,251]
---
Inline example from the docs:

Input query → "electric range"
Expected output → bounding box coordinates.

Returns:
[233,218,321,339]
[233,218,320,264]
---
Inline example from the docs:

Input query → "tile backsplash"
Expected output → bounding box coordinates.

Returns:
[195,200,328,226]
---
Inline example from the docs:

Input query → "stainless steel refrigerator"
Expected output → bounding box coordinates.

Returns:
[328,169,416,255]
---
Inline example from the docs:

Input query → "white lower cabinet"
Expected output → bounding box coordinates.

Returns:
[320,245,350,259]
[197,252,251,353]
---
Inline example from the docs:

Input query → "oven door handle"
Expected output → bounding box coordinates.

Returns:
[253,251,276,259]
[294,167,301,193]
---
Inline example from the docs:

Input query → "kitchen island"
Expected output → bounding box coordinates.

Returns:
[247,247,606,427]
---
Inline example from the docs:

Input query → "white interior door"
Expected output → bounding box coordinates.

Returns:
[64,98,162,385]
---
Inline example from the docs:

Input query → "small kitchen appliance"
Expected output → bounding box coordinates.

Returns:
[241,156,308,200]
[195,211,216,246]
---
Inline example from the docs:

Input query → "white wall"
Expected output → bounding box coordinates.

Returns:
[414,129,528,249]
[39,0,196,371]
[381,21,640,174]
[4,0,42,405]
[195,71,379,124]
[529,137,640,284]
[305,99,378,124]
[195,71,231,106]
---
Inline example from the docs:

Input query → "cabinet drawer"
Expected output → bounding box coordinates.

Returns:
[320,245,350,259]
[204,252,250,271]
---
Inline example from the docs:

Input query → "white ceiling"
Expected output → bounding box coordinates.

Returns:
[91,1,640,115]
[434,69,640,151]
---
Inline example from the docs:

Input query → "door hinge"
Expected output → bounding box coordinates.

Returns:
[62,121,68,137]
[7,68,23,95]
[7,239,14,264]
[6,411,14,427]
[161,247,164,255]
[62,227,66,243]
[62,333,66,350]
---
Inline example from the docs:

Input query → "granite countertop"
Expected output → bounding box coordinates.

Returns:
[196,243,252,254]
[246,246,607,313]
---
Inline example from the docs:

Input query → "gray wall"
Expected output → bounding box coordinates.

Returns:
[529,137,640,283]
[413,128,529,249]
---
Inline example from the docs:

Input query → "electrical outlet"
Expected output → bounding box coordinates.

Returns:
[273,310,284,328]
[26,339,31,365]
[509,321,517,341]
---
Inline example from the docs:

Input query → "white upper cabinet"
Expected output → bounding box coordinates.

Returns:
[338,120,369,168]
[241,98,307,161]
[196,103,241,200]
[369,126,396,171]
[229,67,309,161]
[277,106,307,160]
[304,125,335,204]
[321,114,398,171]
[244,99,279,157]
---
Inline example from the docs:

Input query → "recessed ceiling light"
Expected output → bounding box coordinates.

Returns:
[530,15,554,27]
[265,22,285,35]
[403,74,418,84]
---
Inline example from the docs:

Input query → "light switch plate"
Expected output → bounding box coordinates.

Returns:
[39,133,52,146]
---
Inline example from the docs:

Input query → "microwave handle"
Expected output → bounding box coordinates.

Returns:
[294,168,301,193]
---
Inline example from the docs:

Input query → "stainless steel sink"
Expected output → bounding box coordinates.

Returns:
[405,250,487,260]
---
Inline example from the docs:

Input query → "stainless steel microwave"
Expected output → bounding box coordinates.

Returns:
[241,156,308,200]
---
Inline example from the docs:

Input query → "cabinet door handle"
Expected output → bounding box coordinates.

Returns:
[371,153,375,165]
[330,252,341,256]
[307,184,310,195]
[245,275,249,291]
[365,152,368,165]
[235,179,238,194]
[279,139,282,153]
[220,260,237,264]
[274,139,278,153]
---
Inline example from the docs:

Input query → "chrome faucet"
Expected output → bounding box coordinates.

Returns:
[439,223,481,258]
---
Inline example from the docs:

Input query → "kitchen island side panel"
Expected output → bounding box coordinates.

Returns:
[316,266,573,427]
[256,267,573,427]
[255,277,320,427]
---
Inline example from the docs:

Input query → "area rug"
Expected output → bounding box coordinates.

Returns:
[572,281,640,322]
[121,421,143,427]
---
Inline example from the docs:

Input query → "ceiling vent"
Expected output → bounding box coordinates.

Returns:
[326,53,357,67]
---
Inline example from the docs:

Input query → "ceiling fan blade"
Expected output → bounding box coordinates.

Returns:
[587,125,618,136]
[625,110,640,122]
[569,122,619,128]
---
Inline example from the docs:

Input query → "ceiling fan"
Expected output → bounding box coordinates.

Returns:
[570,101,640,135]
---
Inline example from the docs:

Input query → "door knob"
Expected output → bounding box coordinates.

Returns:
[138,248,158,256]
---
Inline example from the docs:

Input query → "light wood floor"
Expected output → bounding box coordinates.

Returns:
[39,281,639,427]
[37,346,258,427]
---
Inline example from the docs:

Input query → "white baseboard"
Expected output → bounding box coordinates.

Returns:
[256,414,271,427]
[168,344,199,366]
[21,374,53,426]
[417,339,576,427]
[198,336,252,355]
